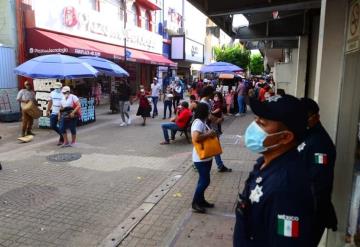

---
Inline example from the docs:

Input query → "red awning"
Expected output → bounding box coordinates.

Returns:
[26,29,176,67]
[136,0,161,10]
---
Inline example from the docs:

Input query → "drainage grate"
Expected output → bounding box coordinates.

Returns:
[0,185,59,209]
[47,153,82,162]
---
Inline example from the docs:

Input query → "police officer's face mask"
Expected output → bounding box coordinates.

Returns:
[244,121,285,153]
[55,88,61,93]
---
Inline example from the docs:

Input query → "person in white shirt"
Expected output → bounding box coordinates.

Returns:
[151,77,162,118]
[46,82,65,145]
[58,86,81,147]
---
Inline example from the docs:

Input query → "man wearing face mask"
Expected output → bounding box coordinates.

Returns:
[16,81,36,137]
[299,98,337,246]
[46,82,64,145]
[233,94,315,247]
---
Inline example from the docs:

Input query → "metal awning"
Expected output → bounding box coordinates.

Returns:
[188,0,321,41]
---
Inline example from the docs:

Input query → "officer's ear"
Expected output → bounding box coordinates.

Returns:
[278,130,295,145]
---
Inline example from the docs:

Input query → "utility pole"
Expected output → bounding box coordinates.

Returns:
[124,0,127,63]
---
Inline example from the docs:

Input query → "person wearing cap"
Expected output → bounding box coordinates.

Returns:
[16,81,36,137]
[233,94,315,247]
[46,82,65,145]
[299,98,338,245]
[160,101,192,145]
[58,86,81,147]
[151,77,161,118]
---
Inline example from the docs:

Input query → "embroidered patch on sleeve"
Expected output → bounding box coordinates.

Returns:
[277,214,299,238]
[314,153,328,165]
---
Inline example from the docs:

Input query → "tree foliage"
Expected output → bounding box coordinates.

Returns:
[214,44,251,70]
[249,54,264,75]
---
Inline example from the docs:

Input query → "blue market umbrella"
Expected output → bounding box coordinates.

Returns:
[14,54,99,79]
[200,61,243,73]
[79,56,129,77]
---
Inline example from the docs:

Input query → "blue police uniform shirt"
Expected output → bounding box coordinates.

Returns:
[298,122,337,229]
[234,149,314,247]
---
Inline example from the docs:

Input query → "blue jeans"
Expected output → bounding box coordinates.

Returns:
[152,96,159,117]
[215,154,224,169]
[163,100,172,118]
[50,114,63,141]
[237,95,245,114]
[193,160,212,204]
[161,122,179,142]
[60,118,77,135]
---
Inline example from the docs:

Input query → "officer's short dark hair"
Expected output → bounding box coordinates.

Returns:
[300,98,320,116]
[181,101,189,109]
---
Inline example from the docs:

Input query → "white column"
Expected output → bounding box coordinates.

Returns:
[313,0,347,141]
[294,35,308,98]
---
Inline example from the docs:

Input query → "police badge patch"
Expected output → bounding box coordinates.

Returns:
[249,185,263,203]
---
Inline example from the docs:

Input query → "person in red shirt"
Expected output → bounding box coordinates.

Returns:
[160,101,192,144]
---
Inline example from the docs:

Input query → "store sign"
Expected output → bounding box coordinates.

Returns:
[185,38,204,63]
[346,0,360,53]
[32,0,163,54]
[165,8,182,33]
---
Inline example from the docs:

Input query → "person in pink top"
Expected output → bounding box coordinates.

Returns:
[225,86,234,115]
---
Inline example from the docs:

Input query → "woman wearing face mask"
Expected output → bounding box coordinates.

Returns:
[191,102,218,213]
[233,95,315,247]
[47,82,64,145]
[58,86,81,147]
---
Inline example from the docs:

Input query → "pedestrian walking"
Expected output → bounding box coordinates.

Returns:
[46,82,64,145]
[299,98,338,246]
[172,80,182,113]
[160,101,192,145]
[163,85,173,119]
[233,95,315,247]
[191,102,217,213]
[136,88,151,126]
[225,86,234,115]
[200,86,232,172]
[235,79,246,116]
[92,82,102,106]
[118,80,132,127]
[151,77,161,118]
[58,86,81,147]
[16,81,36,137]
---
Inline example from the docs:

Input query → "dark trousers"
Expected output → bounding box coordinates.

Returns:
[151,96,159,117]
[193,160,212,204]
[50,114,63,141]
[172,97,180,112]
[60,118,77,135]
[163,100,172,118]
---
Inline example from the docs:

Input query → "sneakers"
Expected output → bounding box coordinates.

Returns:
[127,117,131,125]
[235,113,241,117]
[120,122,127,127]
[201,200,215,208]
[26,131,36,136]
[218,165,233,172]
[192,202,206,214]
[61,143,71,148]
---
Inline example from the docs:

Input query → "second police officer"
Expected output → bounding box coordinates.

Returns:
[233,94,315,247]
[299,98,338,246]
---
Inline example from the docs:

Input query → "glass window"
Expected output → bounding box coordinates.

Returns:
[145,11,151,31]
[128,3,138,26]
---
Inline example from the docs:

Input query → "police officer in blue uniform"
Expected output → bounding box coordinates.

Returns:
[299,98,337,246]
[233,94,315,247]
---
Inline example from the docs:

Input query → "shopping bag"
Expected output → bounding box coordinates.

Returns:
[23,101,42,119]
[193,135,222,160]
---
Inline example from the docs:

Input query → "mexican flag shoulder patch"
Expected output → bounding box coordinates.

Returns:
[314,153,328,165]
[277,214,299,238]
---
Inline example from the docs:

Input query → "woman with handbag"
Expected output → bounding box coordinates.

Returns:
[191,102,221,213]
[58,86,81,147]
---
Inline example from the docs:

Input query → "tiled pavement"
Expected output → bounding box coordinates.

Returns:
[0,103,258,247]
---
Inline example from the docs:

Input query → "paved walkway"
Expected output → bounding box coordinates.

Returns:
[0,102,257,247]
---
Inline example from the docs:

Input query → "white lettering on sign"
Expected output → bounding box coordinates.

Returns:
[347,0,360,53]
[29,48,69,54]
[32,0,163,54]
[185,38,204,63]
[74,49,101,57]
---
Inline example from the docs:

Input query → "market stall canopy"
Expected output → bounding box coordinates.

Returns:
[200,61,243,73]
[14,54,99,79]
[79,56,129,77]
